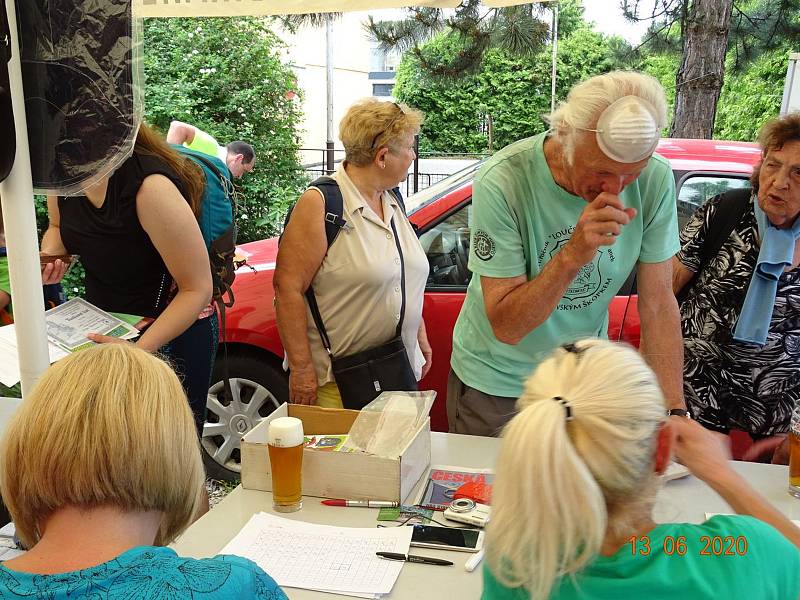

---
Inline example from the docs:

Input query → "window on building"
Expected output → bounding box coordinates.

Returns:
[373,83,395,97]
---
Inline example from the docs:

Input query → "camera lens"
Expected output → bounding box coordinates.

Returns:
[449,498,476,513]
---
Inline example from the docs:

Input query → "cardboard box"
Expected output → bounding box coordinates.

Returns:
[241,403,431,503]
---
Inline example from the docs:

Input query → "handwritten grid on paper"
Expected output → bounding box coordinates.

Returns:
[234,527,404,594]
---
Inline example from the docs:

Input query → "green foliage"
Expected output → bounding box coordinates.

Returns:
[143,17,306,243]
[367,0,550,78]
[641,53,679,135]
[394,25,631,153]
[714,48,789,141]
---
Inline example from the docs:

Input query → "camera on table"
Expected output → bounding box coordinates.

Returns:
[443,497,491,528]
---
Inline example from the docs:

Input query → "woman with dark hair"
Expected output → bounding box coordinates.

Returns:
[41,124,215,449]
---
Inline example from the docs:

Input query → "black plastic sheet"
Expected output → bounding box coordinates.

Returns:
[17,0,140,195]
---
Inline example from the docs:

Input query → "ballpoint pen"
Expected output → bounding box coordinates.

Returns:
[376,552,453,566]
[322,499,399,508]
[464,548,485,572]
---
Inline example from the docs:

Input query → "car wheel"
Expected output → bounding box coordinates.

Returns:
[202,352,288,481]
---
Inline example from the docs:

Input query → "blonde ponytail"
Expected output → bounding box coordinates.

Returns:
[486,340,666,598]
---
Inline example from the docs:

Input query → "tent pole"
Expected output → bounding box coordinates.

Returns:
[0,0,50,396]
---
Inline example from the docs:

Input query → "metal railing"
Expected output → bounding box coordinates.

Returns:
[300,138,488,197]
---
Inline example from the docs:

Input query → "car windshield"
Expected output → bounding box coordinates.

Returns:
[405,160,486,215]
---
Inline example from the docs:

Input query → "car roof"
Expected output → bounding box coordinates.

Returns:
[655,138,761,174]
[406,137,762,215]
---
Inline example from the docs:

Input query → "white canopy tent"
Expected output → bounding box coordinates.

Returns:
[1,0,546,396]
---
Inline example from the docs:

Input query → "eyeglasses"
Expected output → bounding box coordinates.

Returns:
[370,102,404,151]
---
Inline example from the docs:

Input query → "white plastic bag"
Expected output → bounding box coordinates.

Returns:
[343,391,435,458]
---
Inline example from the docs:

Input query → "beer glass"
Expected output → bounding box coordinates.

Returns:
[268,417,304,512]
[789,405,800,499]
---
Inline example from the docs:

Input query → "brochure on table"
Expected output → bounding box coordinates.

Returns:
[0,298,140,387]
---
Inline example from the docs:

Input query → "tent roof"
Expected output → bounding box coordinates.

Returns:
[137,0,542,18]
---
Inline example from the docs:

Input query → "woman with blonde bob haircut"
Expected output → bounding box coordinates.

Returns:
[483,339,800,600]
[276,98,432,409]
[0,345,286,600]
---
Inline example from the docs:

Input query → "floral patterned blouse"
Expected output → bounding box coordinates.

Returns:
[676,193,800,436]
[0,546,287,600]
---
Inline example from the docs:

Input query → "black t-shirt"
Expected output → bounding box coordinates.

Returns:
[59,151,188,318]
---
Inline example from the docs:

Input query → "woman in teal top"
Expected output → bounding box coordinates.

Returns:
[483,340,800,600]
[0,344,287,600]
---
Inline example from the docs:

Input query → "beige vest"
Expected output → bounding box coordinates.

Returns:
[305,167,429,385]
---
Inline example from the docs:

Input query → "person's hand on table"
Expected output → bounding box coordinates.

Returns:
[41,259,68,284]
[289,365,318,405]
[672,418,733,483]
[742,434,790,465]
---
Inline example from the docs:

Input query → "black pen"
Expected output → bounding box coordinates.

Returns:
[376,551,453,566]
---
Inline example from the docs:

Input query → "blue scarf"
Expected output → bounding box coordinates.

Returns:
[733,195,800,345]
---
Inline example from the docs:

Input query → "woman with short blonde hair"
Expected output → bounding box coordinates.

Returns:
[484,339,800,600]
[276,98,431,409]
[0,344,286,599]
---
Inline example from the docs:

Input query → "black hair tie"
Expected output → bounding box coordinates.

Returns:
[552,396,574,421]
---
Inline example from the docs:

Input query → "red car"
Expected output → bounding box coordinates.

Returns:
[202,138,762,480]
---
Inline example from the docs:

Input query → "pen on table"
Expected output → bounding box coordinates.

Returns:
[376,552,453,566]
[464,549,485,572]
[322,499,399,508]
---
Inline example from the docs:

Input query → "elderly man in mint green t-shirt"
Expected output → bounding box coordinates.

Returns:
[448,71,687,436]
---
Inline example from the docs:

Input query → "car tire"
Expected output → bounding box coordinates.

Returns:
[202,352,288,481]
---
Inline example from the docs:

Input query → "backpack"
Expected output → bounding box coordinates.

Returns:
[282,176,406,249]
[174,145,238,310]
[676,187,752,305]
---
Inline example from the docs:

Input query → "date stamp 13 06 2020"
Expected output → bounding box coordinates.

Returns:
[627,535,749,557]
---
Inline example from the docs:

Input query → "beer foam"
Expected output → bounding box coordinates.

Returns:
[268,417,304,447]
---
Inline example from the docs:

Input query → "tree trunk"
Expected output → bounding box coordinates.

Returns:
[670,0,734,138]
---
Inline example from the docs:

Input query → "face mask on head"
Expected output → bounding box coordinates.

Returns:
[585,96,660,164]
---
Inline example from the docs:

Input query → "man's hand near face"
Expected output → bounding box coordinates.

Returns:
[561,193,638,268]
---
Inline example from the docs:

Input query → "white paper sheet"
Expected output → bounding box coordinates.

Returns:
[220,513,413,598]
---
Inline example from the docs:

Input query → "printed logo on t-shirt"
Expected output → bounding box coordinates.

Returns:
[538,236,615,310]
[473,230,496,261]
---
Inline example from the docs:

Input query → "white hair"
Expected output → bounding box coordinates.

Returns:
[485,339,667,598]
[545,71,668,165]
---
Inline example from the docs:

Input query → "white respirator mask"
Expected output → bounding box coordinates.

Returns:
[584,96,660,163]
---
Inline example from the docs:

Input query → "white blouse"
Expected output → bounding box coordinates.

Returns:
[304,166,429,385]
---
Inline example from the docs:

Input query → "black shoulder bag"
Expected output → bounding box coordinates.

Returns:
[676,188,752,305]
[306,215,417,410]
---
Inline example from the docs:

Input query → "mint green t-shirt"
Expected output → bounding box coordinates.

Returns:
[483,515,800,600]
[451,133,679,397]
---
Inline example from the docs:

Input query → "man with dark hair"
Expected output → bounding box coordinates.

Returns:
[674,112,800,459]
[166,121,256,179]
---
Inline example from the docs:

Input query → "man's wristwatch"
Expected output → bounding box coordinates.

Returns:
[667,408,691,419]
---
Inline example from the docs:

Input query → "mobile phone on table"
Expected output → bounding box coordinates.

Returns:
[409,524,484,553]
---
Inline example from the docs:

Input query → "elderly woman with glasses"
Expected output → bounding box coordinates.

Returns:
[275,98,432,409]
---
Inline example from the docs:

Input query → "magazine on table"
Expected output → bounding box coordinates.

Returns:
[0,298,145,387]
[45,298,140,352]
[416,464,494,510]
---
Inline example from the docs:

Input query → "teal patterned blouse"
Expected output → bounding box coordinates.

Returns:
[0,546,287,599]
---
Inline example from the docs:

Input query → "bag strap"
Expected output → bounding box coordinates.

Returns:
[677,187,752,304]
[311,176,348,247]
[306,193,407,356]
